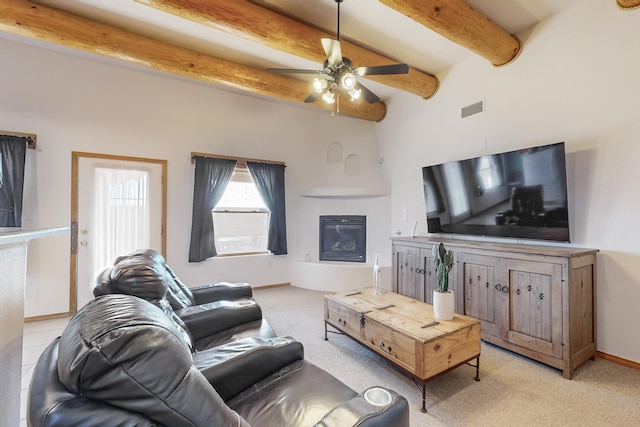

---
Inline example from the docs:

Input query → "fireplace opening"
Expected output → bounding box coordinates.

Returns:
[319,215,366,263]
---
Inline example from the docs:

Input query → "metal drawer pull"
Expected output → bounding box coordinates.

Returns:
[502,286,509,293]
[421,321,439,328]
[495,284,502,291]
[379,342,392,354]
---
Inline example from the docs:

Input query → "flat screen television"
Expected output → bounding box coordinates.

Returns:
[422,142,570,242]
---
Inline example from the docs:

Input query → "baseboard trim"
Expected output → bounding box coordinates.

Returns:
[253,282,291,290]
[597,351,640,370]
[25,312,70,323]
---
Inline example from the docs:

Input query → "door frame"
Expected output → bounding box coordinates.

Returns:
[70,151,167,314]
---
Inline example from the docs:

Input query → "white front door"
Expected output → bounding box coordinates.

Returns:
[73,153,165,310]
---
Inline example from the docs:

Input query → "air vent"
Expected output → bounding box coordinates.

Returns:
[461,101,484,118]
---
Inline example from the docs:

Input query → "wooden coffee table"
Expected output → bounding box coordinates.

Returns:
[324,288,481,412]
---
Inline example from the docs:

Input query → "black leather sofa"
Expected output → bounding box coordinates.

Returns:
[27,293,410,426]
[28,249,410,426]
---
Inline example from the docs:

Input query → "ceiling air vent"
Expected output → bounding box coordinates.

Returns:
[461,101,484,118]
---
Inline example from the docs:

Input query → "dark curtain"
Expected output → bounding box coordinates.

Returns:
[188,156,236,262]
[0,135,27,227]
[247,162,287,255]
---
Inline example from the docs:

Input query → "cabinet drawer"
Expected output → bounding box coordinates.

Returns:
[325,299,363,338]
[363,317,416,374]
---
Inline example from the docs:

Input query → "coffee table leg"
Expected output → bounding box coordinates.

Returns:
[324,321,328,341]
[421,382,427,413]
[474,356,480,381]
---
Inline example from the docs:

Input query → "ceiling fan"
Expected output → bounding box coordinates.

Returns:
[267,0,409,105]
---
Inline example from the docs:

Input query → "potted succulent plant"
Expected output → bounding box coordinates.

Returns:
[432,242,455,320]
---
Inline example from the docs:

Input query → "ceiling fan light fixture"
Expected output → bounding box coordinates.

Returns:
[348,88,361,101]
[322,90,336,104]
[340,72,356,90]
[313,77,327,93]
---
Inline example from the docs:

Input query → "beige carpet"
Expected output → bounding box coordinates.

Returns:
[253,286,640,427]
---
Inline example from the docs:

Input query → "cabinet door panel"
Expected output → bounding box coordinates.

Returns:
[423,253,437,304]
[392,245,424,301]
[504,260,562,358]
[459,253,501,337]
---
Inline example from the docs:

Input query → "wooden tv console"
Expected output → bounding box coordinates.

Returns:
[391,237,598,379]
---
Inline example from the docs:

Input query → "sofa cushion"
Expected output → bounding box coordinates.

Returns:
[57,294,249,427]
[229,360,358,426]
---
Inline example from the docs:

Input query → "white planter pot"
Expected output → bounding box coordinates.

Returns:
[433,290,455,320]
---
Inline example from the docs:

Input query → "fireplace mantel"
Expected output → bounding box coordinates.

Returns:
[300,187,389,199]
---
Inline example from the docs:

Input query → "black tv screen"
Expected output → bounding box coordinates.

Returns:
[422,142,570,242]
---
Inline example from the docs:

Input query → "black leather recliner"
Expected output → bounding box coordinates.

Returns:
[112,249,254,309]
[94,252,273,350]
[28,294,410,427]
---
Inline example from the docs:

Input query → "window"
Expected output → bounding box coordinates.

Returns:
[93,165,151,271]
[189,154,287,262]
[212,164,270,255]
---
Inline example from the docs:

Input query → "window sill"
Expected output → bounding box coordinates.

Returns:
[215,250,271,258]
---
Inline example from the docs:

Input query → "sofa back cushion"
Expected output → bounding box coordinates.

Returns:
[93,259,194,351]
[57,294,249,427]
[112,248,196,309]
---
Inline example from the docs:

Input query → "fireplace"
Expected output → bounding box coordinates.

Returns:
[319,215,366,263]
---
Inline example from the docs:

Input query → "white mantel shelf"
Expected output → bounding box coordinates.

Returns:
[300,187,389,199]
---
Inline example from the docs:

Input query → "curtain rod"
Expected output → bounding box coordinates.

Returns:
[0,130,37,149]
[190,152,285,166]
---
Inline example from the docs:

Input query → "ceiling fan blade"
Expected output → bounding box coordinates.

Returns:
[304,92,320,103]
[355,63,409,76]
[354,81,380,104]
[321,38,343,65]
[267,68,320,74]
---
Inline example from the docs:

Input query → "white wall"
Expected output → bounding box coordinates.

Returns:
[377,0,640,363]
[0,35,388,317]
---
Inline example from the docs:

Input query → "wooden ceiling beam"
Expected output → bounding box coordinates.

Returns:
[135,0,439,99]
[618,0,640,9]
[379,0,520,66]
[0,0,385,121]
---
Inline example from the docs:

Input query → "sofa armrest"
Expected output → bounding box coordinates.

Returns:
[194,336,304,401]
[191,282,253,305]
[175,299,262,341]
[314,387,410,427]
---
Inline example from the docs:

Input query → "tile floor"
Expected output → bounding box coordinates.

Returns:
[20,316,71,427]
